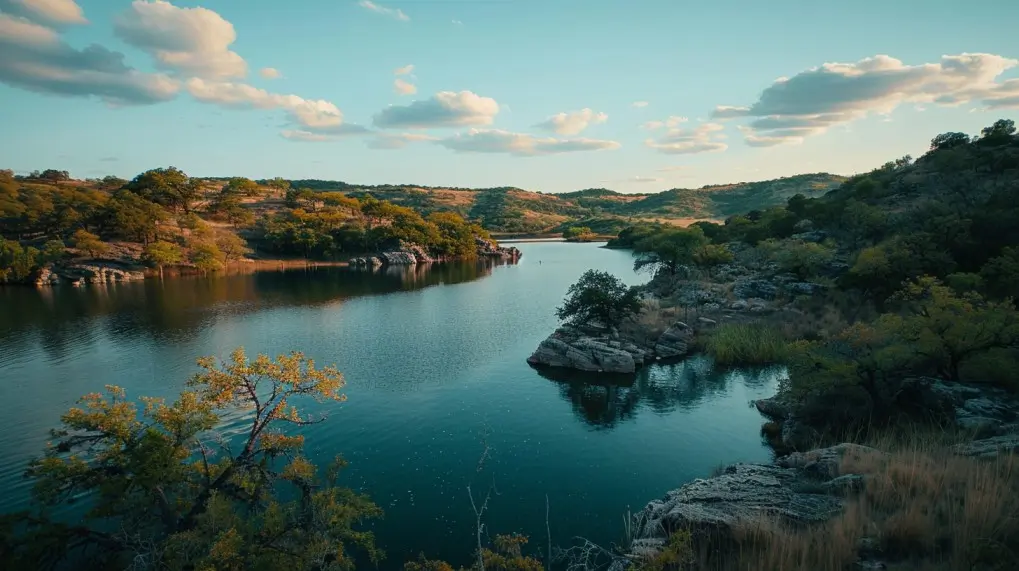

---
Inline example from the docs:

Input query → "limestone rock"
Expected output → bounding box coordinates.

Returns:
[527,330,644,374]
[733,278,779,300]
[654,322,693,358]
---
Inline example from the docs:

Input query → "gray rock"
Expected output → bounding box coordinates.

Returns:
[697,316,717,326]
[792,231,828,243]
[793,219,815,232]
[786,282,827,296]
[824,474,866,496]
[754,397,791,420]
[527,331,642,374]
[629,463,843,542]
[379,251,417,265]
[733,278,779,300]
[777,444,881,479]
[654,322,693,358]
[729,300,749,311]
[953,433,1019,458]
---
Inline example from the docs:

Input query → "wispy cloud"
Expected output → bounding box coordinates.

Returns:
[358,1,409,22]
[535,108,608,135]
[645,122,728,155]
[393,64,414,75]
[438,129,620,157]
[631,101,649,108]
[373,90,499,129]
[259,67,281,79]
[394,78,416,95]
[452,19,462,25]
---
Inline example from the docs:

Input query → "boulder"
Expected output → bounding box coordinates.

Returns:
[654,322,693,358]
[527,331,643,374]
[379,251,417,265]
[953,432,1019,458]
[786,282,827,296]
[629,462,843,541]
[32,266,59,287]
[791,231,828,243]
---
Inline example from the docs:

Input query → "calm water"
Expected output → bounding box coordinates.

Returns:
[0,242,780,568]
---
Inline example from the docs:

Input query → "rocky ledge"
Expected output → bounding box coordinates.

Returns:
[350,238,522,268]
[611,443,870,570]
[527,321,693,374]
[32,263,146,287]
[755,377,1019,453]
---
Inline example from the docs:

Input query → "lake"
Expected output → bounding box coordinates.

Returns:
[0,242,781,568]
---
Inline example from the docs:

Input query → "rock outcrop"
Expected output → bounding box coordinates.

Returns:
[623,444,865,560]
[350,239,521,268]
[528,320,695,374]
[30,263,145,287]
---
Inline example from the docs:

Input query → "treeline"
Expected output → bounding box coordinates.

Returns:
[610,119,1019,418]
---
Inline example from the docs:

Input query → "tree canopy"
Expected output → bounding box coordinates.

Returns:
[556,270,641,328]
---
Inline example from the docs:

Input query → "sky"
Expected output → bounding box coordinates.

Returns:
[1,0,1017,193]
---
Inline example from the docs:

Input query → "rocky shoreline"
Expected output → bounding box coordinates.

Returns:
[349,238,522,268]
[30,262,146,287]
[527,319,699,374]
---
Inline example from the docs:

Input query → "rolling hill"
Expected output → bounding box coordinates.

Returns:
[257,173,847,235]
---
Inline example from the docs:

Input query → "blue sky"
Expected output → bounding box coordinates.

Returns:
[1,0,1017,193]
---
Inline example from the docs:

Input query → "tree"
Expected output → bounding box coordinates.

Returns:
[929,131,970,152]
[189,242,225,274]
[979,118,1016,145]
[556,270,641,328]
[72,229,108,258]
[104,190,167,244]
[771,239,833,279]
[632,227,708,276]
[883,277,1019,381]
[224,177,261,197]
[39,169,70,182]
[143,240,184,278]
[1,348,383,571]
[563,226,595,242]
[216,232,252,261]
[980,246,1019,299]
[692,243,733,276]
[0,239,39,283]
[124,167,199,213]
[267,177,291,196]
[97,176,128,191]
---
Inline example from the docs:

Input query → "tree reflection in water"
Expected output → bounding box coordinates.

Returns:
[533,356,784,429]
[0,259,513,361]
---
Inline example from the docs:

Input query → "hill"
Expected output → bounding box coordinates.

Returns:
[251,173,846,235]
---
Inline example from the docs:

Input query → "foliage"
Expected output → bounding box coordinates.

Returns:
[124,167,199,213]
[403,534,543,571]
[764,238,834,279]
[104,189,168,244]
[705,323,787,366]
[190,242,225,273]
[632,226,708,276]
[628,529,693,571]
[882,277,1019,381]
[215,232,252,261]
[556,270,641,328]
[563,226,596,242]
[72,229,108,258]
[0,239,40,283]
[691,243,733,272]
[0,348,382,571]
[142,241,184,271]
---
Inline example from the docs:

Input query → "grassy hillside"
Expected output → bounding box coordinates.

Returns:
[254,173,845,234]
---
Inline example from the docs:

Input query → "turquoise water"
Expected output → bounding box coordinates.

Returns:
[0,242,780,568]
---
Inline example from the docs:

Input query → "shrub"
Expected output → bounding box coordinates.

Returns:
[556,270,641,328]
[705,323,787,366]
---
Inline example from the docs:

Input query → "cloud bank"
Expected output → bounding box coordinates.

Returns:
[645,122,728,154]
[715,53,1019,146]
[373,90,499,129]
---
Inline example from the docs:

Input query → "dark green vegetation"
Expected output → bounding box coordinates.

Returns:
[0,349,383,570]
[587,118,1019,571]
[555,269,642,329]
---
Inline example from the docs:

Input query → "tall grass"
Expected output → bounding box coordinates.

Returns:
[704,323,787,366]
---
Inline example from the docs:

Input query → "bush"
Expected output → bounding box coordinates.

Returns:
[556,270,641,328]
[705,323,787,366]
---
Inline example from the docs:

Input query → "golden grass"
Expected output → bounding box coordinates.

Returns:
[712,431,1019,571]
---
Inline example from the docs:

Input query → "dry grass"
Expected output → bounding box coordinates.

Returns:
[707,431,1019,571]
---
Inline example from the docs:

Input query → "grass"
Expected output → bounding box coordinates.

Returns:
[704,323,787,366]
[729,431,1018,571]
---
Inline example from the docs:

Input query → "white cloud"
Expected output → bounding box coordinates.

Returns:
[0,12,180,104]
[281,129,331,142]
[656,165,689,173]
[394,63,413,75]
[645,122,728,155]
[437,129,621,157]
[358,0,408,22]
[452,19,462,25]
[373,90,499,129]
[0,0,86,26]
[535,108,608,135]
[394,78,416,95]
[259,67,281,79]
[186,78,349,131]
[641,116,687,130]
[114,0,246,79]
[715,53,1019,146]
[632,101,649,108]
[626,176,660,183]
[366,132,438,149]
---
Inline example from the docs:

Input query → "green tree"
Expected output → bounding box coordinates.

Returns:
[124,167,199,213]
[929,131,971,152]
[556,269,641,328]
[0,239,39,282]
[143,240,184,278]
[981,247,1019,299]
[104,190,167,244]
[632,227,708,276]
[772,239,833,279]
[979,118,1016,145]
[224,177,261,197]
[563,226,595,242]
[884,277,1019,381]
[216,233,252,261]
[1,349,382,571]
[692,243,733,277]
[72,229,108,258]
[189,242,225,274]
[40,239,65,263]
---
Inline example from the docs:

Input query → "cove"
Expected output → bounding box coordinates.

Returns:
[0,241,780,569]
